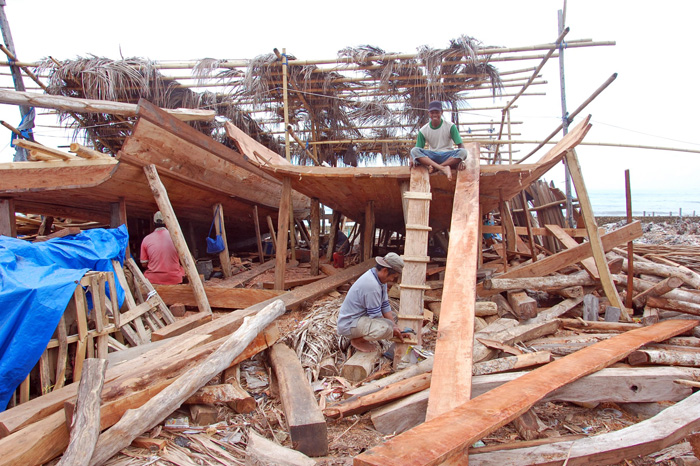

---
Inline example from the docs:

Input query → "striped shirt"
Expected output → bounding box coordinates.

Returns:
[337,268,391,336]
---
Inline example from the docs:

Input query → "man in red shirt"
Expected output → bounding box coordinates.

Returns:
[140,212,184,285]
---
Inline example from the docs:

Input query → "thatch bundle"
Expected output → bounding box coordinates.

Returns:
[34,35,501,165]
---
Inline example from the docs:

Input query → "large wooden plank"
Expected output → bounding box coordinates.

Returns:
[370,366,696,436]
[565,149,628,319]
[269,343,328,457]
[151,312,213,341]
[545,224,598,279]
[470,389,700,466]
[426,147,480,419]
[153,285,284,309]
[477,221,642,298]
[354,319,697,466]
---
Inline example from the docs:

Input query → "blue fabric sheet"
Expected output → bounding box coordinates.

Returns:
[0,225,128,411]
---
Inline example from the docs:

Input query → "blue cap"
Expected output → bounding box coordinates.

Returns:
[428,101,442,112]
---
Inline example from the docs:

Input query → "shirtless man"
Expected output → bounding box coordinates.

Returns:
[409,100,468,181]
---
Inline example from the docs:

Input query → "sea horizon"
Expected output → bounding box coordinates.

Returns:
[588,189,700,217]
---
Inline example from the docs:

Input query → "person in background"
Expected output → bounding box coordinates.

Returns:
[409,100,468,181]
[337,253,406,352]
[140,211,184,285]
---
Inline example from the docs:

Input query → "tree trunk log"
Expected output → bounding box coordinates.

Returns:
[88,300,285,466]
[56,359,108,466]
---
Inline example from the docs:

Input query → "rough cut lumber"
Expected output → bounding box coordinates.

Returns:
[370,365,697,436]
[189,404,218,425]
[545,224,599,279]
[632,276,684,308]
[511,408,547,441]
[558,318,641,332]
[484,271,595,291]
[614,274,700,306]
[647,296,700,318]
[184,383,255,414]
[629,348,700,367]
[269,343,328,457]
[143,164,211,314]
[346,357,434,398]
[472,351,552,376]
[0,89,216,121]
[245,430,316,466]
[354,319,697,466]
[468,389,700,466]
[231,260,277,287]
[130,436,166,451]
[87,300,285,466]
[274,177,292,290]
[478,221,642,299]
[325,373,432,419]
[427,148,479,420]
[621,257,700,289]
[153,284,284,309]
[342,349,380,383]
[150,310,212,341]
[262,276,326,289]
[506,290,537,320]
[56,359,107,466]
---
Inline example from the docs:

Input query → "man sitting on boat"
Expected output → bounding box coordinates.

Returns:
[337,253,405,352]
[410,100,468,181]
[140,211,185,285]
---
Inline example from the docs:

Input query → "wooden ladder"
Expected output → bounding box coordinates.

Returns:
[394,166,432,367]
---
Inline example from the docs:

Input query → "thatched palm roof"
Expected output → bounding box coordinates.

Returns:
[35,35,503,165]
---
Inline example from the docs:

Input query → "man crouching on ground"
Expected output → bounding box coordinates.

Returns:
[337,253,405,352]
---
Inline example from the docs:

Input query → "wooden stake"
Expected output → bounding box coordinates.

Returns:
[0,197,16,237]
[274,177,291,290]
[310,198,320,276]
[364,200,375,261]
[142,164,211,314]
[266,215,277,253]
[252,205,265,264]
[212,203,232,278]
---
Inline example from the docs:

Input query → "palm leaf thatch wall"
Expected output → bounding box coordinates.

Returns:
[34,35,501,165]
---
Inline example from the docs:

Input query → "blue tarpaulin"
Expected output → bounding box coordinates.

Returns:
[0,225,128,411]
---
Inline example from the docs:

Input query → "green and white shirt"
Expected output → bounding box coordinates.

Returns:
[415,118,462,151]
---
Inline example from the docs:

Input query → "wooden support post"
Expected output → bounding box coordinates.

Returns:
[275,177,291,290]
[142,164,211,314]
[520,190,537,262]
[56,359,107,466]
[0,198,16,237]
[565,149,629,320]
[266,215,277,253]
[289,198,297,262]
[326,211,341,262]
[54,315,68,391]
[252,205,265,264]
[364,200,375,262]
[269,343,328,457]
[73,284,89,382]
[426,146,480,420]
[310,198,320,276]
[499,192,509,272]
[212,203,232,278]
[109,197,129,259]
[625,169,634,309]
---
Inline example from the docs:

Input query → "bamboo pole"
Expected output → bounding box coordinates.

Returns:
[518,73,618,163]
[625,169,634,309]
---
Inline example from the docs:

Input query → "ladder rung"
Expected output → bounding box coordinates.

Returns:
[400,284,431,290]
[397,314,425,320]
[403,192,432,200]
[405,224,432,231]
[402,255,431,263]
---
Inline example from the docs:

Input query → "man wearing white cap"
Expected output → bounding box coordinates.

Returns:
[409,100,468,181]
[140,212,185,285]
[337,253,405,352]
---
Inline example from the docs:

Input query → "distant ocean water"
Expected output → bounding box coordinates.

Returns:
[588,190,700,217]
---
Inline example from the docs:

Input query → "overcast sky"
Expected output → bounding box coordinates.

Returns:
[1,0,698,200]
